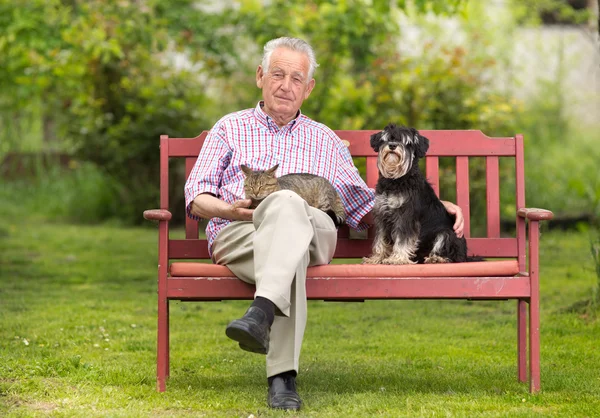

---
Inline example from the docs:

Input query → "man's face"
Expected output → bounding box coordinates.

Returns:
[256,47,315,125]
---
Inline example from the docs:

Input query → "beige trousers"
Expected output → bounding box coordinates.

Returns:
[211,190,338,377]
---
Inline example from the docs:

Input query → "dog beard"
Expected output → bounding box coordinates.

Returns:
[377,147,412,179]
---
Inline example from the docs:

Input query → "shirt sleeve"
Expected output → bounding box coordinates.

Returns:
[184,121,231,220]
[333,140,375,231]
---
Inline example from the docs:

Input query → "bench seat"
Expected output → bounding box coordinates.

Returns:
[170,260,519,278]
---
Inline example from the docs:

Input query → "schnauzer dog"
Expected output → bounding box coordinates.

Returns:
[363,123,468,265]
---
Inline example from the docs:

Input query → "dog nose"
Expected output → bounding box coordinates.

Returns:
[388,144,397,151]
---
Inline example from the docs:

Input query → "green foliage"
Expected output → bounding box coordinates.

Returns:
[514,70,600,223]
[0,0,229,223]
[397,0,466,15]
[511,0,592,26]
[0,161,120,224]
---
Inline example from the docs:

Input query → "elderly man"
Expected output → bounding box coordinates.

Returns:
[185,37,464,411]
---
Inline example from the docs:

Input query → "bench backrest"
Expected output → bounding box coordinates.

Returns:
[160,130,526,270]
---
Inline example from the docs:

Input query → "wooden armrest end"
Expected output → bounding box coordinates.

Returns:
[517,208,554,221]
[143,209,172,222]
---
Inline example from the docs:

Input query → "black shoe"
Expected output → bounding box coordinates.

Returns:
[225,306,270,354]
[268,375,302,411]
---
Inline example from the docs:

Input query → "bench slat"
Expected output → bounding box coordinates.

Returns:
[166,132,517,158]
[516,134,527,272]
[456,157,471,238]
[486,156,501,237]
[169,259,519,277]
[426,156,440,197]
[366,156,378,189]
[166,276,530,300]
[185,158,199,239]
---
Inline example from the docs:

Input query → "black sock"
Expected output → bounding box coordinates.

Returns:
[268,370,297,386]
[251,296,275,325]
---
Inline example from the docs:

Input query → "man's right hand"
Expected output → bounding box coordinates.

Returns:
[191,193,254,222]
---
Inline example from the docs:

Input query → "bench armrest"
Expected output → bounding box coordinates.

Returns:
[517,208,554,222]
[143,209,172,222]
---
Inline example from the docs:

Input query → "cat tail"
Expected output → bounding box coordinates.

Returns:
[330,195,346,228]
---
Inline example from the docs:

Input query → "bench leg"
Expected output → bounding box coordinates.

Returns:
[517,299,527,383]
[528,221,541,393]
[157,297,169,392]
[529,295,540,392]
[166,302,170,378]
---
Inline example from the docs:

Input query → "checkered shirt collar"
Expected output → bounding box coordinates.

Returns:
[254,101,305,133]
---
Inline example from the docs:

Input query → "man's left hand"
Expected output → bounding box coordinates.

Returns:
[441,201,464,238]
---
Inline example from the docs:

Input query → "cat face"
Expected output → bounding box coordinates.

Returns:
[240,164,280,208]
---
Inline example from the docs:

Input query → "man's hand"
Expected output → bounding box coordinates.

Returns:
[441,200,464,238]
[191,194,254,222]
[229,199,254,221]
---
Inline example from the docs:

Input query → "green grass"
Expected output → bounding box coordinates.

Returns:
[1,212,600,416]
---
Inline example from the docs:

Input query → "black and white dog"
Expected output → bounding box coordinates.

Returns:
[363,123,468,265]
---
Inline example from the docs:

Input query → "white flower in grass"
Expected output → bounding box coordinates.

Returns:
[23,338,29,346]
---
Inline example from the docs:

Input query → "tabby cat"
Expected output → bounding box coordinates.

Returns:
[237,164,346,227]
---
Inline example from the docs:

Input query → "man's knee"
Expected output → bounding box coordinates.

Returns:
[255,190,306,219]
[264,190,304,206]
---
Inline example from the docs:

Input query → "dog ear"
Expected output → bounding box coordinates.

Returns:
[370,132,382,152]
[415,134,430,158]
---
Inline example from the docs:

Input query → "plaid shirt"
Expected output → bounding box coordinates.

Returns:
[185,102,374,253]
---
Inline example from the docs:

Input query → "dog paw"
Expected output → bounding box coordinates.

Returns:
[424,255,450,264]
[362,255,385,264]
[381,256,416,265]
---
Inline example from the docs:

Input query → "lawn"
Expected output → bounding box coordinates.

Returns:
[1,214,599,417]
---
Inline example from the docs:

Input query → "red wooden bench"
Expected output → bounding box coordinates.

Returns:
[144,130,553,393]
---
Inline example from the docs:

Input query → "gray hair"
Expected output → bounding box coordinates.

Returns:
[261,37,319,81]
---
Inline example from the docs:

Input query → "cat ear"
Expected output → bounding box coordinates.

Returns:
[266,164,279,175]
[240,165,252,176]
